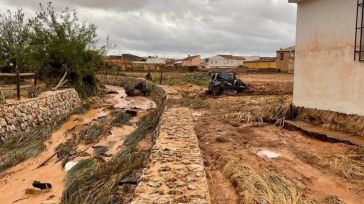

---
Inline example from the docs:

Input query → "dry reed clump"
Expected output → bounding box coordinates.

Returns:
[223,101,289,127]
[223,160,315,204]
[329,155,364,179]
[321,196,346,204]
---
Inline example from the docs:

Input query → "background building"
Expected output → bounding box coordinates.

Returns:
[276,46,295,73]
[206,55,245,69]
[244,57,277,69]
[181,55,201,67]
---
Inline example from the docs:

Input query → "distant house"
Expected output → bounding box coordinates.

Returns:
[103,54,144,65]
[181,55,201,67]
[133,57,166,65]
[244,57,277,69]
[206,55,245,69]
[290,0,364,117]
[276,46,295,73]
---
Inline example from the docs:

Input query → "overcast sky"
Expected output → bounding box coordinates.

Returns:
[0,0,297,58]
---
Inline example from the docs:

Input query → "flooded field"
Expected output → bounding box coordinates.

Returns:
[0,85,156,204]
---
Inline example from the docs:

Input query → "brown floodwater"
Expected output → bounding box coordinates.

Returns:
[0,85,155,204]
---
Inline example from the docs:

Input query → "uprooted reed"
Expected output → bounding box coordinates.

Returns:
[223,160,315,204]
[62,103,165,204]
[0,118,67,172]
[329,155,364,179]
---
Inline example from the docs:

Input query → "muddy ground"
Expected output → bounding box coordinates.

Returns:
[0,85,156,204]
[169,73,364,204]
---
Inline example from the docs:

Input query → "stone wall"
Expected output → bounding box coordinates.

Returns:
[131,107,211,204]
[0,89,81,140]
[97,75,210,203]
[296,106,364,137]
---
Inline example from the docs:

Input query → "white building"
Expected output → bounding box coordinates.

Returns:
[206,55,245,69]
[290,0,364,116]
[145,57,166,64]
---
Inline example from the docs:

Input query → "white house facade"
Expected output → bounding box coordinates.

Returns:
[290,0,364,116]
[206,55,245,69]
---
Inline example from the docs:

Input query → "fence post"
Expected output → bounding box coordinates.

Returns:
[16,69,20,100]
[160,71,163,85]
[34,72,37,87]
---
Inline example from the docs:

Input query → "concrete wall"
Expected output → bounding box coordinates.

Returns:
[0,89,81,141]
[294,0,364,116]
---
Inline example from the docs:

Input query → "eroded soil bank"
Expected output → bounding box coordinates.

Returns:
[0,85,156,204]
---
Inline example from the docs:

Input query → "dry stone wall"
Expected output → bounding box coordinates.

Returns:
[97,75,211,203]
[0,89,81,140]
[131,107,211,204]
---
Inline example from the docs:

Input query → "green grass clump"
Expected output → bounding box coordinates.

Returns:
[181,72,210,85]
[111,110,131,126]
[181,97,207,109]
[0,120,65,172]
[79,123,109,145]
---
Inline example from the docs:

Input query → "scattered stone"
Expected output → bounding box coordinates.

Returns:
[33,181,52,190]
[147,181,162,188]
[65,161,79,171]
[256,149,281,159]
[119,177,139,185]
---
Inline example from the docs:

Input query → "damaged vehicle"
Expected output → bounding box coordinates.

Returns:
[125,81,150,97]
[206,71,247,96]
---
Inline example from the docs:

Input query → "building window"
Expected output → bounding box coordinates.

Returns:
[355,0,364,61]
[280,53,284,60]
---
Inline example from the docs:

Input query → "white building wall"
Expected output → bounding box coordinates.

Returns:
[146,58,166,64]
[207,56,243,68]
[294,0,364,116]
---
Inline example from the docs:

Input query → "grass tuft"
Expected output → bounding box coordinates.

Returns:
[223,160,316,204]
[329,155,364,179]
[111,110,131,126]
[0,119,67,172]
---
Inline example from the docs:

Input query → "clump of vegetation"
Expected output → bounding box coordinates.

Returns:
[0,119,66,172]
[181,72,210,85]
[27,86,47,98]
[0,90,5,104]
[79,122,110,145]
[329,155,364,179]
[111,110,132,126]
[62,103,165,204]
[71,103,91,115]
[0,3,108,99]
[181,97,207,109]
[223,160,315,204]
[321,196,346,204]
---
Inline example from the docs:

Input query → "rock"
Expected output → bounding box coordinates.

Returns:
[65,161,79,171]
[147,181,162,188]
[33,181,52,190]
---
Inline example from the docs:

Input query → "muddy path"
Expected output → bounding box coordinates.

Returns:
[0,85,156,204]
[193,96,364,204]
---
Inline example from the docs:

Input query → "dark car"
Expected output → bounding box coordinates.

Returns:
[207,72,247,96]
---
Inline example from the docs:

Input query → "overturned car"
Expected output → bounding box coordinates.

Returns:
[206,72,247,96]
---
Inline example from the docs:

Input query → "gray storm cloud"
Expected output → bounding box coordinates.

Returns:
[0,0,296,57]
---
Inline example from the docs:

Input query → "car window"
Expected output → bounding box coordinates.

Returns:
[218,72,234,80]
